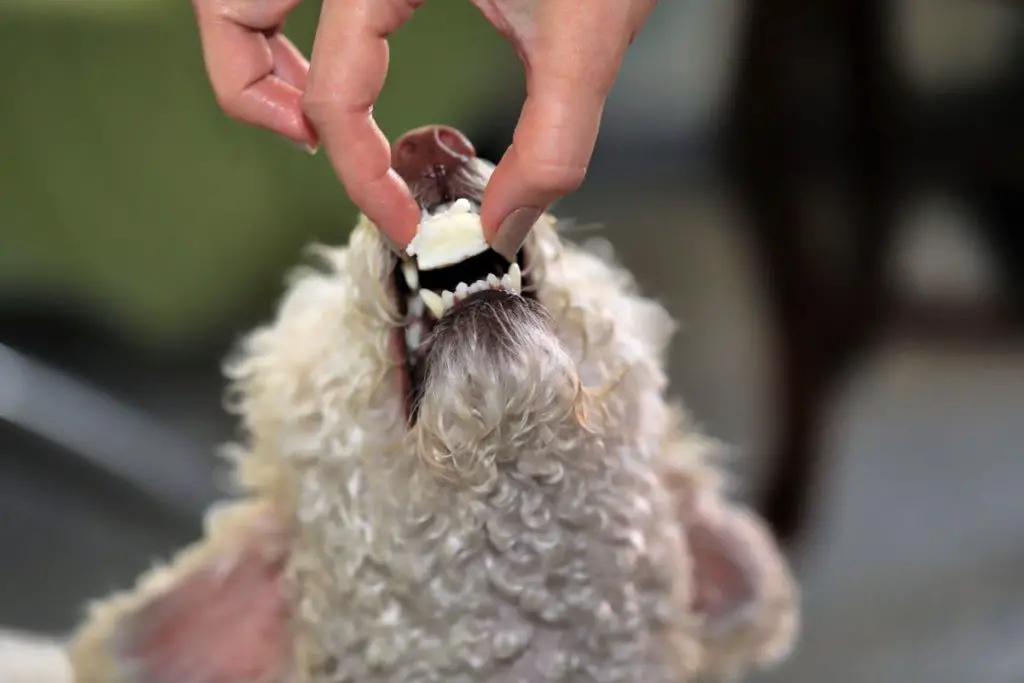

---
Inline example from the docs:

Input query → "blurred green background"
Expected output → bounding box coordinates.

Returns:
[0,0,517,351]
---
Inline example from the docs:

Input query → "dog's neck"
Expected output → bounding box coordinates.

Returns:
[287,412,693,683]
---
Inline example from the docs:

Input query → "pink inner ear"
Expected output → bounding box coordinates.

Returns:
[687,517,756,623]
[114,542,292,683]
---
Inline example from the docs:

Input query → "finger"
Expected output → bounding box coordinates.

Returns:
[193,0,316,147]
[303,0,426,249]
[268,32,310,91]
[481,0,654,259]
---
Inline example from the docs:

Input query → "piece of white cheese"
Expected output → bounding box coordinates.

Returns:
[405,198,489,271]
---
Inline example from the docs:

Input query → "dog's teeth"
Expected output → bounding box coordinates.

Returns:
[455,282,469,299]
[409,296,424,317]
[469,280,485,294]
[450,198,473,215]
[401,260,419,290]
[420,290,444,319]
[501,273,513,291]
[442,290,455,310]
[508,263,522,292]
[486,273,500,288]
[405,323,421,351]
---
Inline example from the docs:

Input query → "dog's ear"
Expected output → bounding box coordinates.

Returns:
[108,510,292,683]
[684,493,799,677]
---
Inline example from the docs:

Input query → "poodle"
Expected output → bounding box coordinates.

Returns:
[5,125,799,683]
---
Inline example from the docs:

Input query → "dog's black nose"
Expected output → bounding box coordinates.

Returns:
[392,125,476,186]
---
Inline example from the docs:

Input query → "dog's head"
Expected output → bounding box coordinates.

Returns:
[228,125,676,490]
[121,127,796,683]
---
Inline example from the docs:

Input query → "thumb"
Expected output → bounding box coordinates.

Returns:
[481,77,603,260]
[480,2,635,260]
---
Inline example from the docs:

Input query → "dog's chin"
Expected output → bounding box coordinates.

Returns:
[409,291,585,485]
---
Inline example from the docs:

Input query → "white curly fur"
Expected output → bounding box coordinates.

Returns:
[0,630,72,683]
[223,212,786,682]
[67,200,798,683]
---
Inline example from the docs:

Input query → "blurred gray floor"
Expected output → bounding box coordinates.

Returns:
[757,347,1024,683]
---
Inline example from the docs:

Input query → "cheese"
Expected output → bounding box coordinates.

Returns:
[405,199,489,271]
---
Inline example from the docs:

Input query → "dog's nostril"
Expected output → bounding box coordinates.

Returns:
[433,126,474,159]
[392,125,476,185]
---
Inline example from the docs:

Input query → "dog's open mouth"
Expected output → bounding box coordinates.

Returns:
[394,198,534,423]
[386,125,540,423]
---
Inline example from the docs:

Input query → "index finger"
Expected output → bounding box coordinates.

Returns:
[303,0,425,248]
[193,0,315,146]
[480,0,657,258]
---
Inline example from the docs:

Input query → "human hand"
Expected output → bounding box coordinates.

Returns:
[191,0,658,257]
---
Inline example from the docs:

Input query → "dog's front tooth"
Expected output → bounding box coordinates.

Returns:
[442,290,455,310]
[455,282,469,299]
[469,280,485,294]
[508,263,522,292]
[401,260,419,290]
[486,273,500,288]
[409,295,425,317]
[420,290,444,319]
[500,273,513,291]
[450,198,473,215]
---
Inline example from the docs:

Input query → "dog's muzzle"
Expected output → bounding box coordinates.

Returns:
[391,126,537,423]
[411,286,581,477]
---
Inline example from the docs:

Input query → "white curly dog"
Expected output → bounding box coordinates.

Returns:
[2,125,798,683]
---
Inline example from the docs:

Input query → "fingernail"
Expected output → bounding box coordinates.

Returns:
[492,207,543,261]
[284,137,318,155]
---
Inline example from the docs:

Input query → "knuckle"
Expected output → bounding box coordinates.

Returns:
[192,0,227,21]
[300,89,333,126]
[212,87,243,118]
[524,160,587,195]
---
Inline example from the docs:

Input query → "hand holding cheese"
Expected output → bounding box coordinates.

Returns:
[190,0,660,254]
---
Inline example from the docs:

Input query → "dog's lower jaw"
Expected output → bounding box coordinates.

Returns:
[409,292,585,486]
